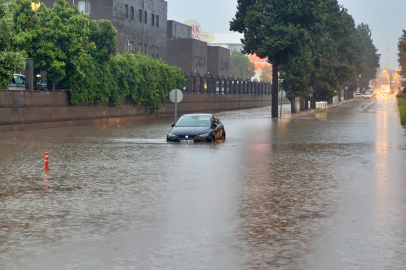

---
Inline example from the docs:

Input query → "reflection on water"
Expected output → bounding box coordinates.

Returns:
[238,138,343,267]
[0,100,405,269]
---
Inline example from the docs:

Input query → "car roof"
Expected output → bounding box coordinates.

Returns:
[181,113,213,117]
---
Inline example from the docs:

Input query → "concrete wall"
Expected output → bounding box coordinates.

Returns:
[0,90,283,132]
[167,38,207,75]
[207,46,230,78]
[167,21,192,39]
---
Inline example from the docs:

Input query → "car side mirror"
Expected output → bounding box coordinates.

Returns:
[213,123,218,128]
[171,124,175,127]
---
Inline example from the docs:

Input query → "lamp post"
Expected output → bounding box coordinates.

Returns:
[309,86,315,109]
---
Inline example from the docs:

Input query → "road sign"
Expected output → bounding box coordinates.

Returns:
[345,86,348,90]
[169,89,183,123]
[169,89,183,103]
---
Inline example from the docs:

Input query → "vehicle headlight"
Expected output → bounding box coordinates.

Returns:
[198,132,210,137]
[168,133,177,138]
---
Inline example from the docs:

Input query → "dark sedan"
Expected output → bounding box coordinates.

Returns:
[167,114,226,143]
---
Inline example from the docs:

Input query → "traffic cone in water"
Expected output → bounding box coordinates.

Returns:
[44,152,49,170]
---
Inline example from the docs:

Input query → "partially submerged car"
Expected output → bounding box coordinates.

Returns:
[167,114,226,143]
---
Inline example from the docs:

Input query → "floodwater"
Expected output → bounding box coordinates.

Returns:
[0,97,405,269]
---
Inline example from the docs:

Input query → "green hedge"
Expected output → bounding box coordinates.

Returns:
[67,53,186,115]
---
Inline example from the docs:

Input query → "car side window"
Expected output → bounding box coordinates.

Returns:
[14,76,25,84]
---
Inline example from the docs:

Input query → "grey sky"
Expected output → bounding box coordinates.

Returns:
[168,0,406,69]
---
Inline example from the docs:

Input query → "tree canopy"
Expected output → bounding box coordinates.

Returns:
[231,0,380,111]
[229,49,255,79]
[5,0,185,114]
[231,0,325,117]
[398,30,406,92]
[0,0,26,90]
[260,65,272,82]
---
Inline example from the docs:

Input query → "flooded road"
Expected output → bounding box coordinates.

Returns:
[0,97,405,269]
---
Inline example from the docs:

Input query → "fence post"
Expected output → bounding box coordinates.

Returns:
[25,58,34,92]
[253,79,258,95]
[248,81,251,95]
[206,74,212,94]
[193,74,198,93]
[199,74,205,94]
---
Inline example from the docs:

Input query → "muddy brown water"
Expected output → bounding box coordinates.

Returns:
[0,98,405,269]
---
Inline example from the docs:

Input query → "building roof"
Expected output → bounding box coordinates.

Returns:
[209,33,244,45]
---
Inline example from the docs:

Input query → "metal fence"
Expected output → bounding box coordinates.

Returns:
[184,73,272,95]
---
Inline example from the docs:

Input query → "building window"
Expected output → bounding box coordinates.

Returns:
[144,11,147,24]
[139,9,142,23]
[78,1,91,14]
[130,6,134,20]
[151,46,155,57]
[151,14,155,26]
[144,44,148,56]
[156,15,159,27]
[156,47,159,58]
[125,4,128,19]
[138,43,142,52]
[130,41,134,54]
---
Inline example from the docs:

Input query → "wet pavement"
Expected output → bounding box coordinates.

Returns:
[0,96,405,269]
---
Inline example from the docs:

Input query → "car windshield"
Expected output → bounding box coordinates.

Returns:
[175,116,211,127]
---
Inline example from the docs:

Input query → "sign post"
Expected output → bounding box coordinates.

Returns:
[169,89,183,123]
[345,86,348,100]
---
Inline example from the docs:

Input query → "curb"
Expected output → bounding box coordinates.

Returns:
[289,99,354,117]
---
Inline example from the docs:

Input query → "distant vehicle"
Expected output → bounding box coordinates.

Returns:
[8,74,47,90]
[364,91,372,99]
[9,74,26,90]
[167,114,226,143]
[355,93,363,99]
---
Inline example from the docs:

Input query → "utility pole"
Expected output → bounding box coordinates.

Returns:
[386,40,389,69]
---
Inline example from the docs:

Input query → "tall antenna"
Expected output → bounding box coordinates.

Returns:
[386,39,389,68]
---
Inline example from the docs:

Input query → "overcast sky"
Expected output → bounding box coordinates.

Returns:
[168,0,406,69]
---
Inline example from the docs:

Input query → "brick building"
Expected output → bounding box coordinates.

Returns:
[41,0,168,60]
[167,20,192,39]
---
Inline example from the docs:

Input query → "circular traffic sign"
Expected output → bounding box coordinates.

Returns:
[169,89,183,104]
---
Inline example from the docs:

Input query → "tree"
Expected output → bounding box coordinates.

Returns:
[0,0,26,90]
[230,0,324,117]
[357,24,380,90]
[260,65,272,82]
[6,0,185,113]
[229,49,255,79]
[311,5,362,102]
[398,30,406,90]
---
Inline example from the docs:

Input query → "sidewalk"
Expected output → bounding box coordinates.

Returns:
[286,99,354,118]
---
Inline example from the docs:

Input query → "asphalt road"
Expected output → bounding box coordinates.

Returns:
[0,96,405,269]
